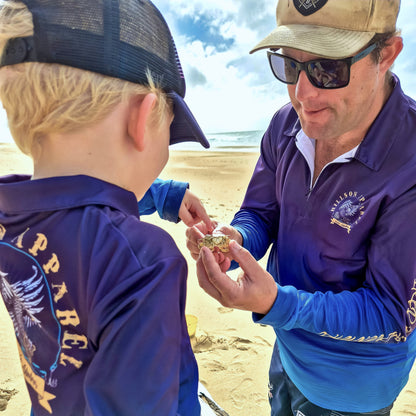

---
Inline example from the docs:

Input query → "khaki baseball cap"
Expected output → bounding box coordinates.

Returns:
[250,0,401,58]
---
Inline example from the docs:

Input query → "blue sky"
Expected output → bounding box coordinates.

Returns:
[0,1,415,142]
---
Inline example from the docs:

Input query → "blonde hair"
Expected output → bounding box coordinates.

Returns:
[0,0,171,156]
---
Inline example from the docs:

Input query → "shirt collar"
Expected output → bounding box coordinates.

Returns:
[355,75,408,171]
[0,175,139,216]
[289,75,408,173]
[295,130,359,170]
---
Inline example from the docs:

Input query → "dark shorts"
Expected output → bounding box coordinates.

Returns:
[268,343,393,416]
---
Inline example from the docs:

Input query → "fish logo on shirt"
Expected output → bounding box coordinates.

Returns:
[330,191,366,233]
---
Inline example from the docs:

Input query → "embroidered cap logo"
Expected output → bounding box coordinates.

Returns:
[293,0,328,16]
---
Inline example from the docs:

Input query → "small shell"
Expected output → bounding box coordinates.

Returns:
[197,235,230,253]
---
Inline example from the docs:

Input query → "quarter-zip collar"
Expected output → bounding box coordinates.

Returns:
[284,75,406,175]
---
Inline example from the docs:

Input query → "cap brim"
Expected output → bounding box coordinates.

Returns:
[250,25,375,59]
[168,92,210,149]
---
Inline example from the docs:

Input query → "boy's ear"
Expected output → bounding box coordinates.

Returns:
[128,93,157,151]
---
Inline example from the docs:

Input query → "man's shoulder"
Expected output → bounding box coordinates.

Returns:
[269,102,300,136]
[260,103,299,154]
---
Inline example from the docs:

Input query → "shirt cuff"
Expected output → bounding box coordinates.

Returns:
[162,181,189,223]
[252,284,299,330]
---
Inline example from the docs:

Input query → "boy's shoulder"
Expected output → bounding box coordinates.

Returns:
[0,174,185,271]
[107,211,184,267]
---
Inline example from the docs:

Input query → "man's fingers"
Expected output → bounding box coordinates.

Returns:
[185,225,205,246]
[186,225,206,260]
[196,248,224,301]
[199,247,239,305]
[228,240,264,279]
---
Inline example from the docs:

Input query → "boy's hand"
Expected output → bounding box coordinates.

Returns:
[179,189,213,229]
[196,240,278,315]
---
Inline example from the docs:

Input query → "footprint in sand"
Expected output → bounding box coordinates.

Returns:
[193,333,256,354]
[217,307,234,314]
[230,377,264,410]
[398,389,416,415]
[0,388,17,411]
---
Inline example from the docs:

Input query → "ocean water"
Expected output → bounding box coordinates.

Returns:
[0,107,264,154]
[171,130,264,152]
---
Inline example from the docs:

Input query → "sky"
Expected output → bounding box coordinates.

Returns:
[0,1,415,142]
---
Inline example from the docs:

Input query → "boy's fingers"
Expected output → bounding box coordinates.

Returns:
[186,225,206,241]
[195,208,214,232]
[179,210,193,227]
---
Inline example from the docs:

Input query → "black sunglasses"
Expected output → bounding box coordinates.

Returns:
[267,43,377,89]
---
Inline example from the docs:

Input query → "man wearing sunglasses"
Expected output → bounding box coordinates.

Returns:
[188,0,416,415]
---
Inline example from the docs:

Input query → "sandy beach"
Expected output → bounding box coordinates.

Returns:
[1,142,416,415]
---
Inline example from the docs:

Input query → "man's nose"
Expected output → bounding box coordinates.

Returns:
[295,70,319,101]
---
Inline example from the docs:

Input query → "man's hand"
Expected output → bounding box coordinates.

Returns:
[196,240,278,315]
[179,189,213,229]
[186,222,243,261]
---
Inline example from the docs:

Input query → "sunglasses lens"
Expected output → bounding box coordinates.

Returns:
[269,52,352,89]
[269,54,298,84]
[307,60,349,88]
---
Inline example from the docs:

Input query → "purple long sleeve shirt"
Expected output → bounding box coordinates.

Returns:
[0,175,199,416]
[231,76,416,412]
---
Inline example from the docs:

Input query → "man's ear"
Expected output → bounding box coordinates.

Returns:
[379,36,403,74]
[128,93,157,151]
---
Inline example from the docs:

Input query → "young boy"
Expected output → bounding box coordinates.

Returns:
[0,0,211,414]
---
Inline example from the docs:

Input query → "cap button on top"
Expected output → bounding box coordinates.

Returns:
[4,38,29,65]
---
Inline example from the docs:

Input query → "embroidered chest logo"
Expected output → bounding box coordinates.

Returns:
[330,191,366,234]
[293,0,328,16]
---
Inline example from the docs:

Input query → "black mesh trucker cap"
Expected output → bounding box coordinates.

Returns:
[0,0,209,148]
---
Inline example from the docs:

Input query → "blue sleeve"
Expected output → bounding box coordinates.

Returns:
[230,209,271,270]
[229,129,279,270]
[254,284,404,343]
[138,178,188,223]
[253,184,416,344]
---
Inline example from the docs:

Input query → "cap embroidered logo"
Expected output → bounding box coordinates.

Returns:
[293,0,328,16]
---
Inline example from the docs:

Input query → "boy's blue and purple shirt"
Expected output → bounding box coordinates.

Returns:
[0,175,199,415]
[231,76,416,412]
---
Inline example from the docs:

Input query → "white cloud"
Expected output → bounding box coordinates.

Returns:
[0,107,12,143]
[154,0,416,134]
[174,34,287,132]
[153,0,280,132]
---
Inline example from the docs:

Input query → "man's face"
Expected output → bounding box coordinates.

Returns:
[282,47,387,144]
